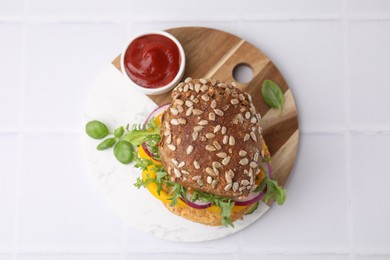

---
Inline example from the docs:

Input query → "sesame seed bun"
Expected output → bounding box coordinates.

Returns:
[158,78,264,199]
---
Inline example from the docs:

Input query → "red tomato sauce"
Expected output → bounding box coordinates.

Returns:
[123,34,181,89]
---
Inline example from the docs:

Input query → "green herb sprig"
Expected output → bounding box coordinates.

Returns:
[85,119,160,164]
[255,163,287,205]
[262,79,285,114]
[191,190,235,227]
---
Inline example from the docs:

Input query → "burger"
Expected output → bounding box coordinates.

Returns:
[132,78,286,227]
[86,77,286,227]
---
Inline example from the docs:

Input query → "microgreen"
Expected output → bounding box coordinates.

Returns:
[255,164,287,206]
[191,190,235,227]
[167,183,187,207]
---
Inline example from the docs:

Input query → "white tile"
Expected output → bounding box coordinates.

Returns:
[28,0,128,16]
[356,256,390,260]
[0,24,22,129]
[126,222,240,252]
[238,21,345,131]
[351,134,390,248]
[0,0,23,15]
[129,0,239,21]
[347,0,390,15]
[18,134,122,248]
[129,0,341,20]
[127,21,240,37]
[0,134,17,248]
[236,255,348,260]
[23,24,126,130]
[239,134,349,248]
[127,254,235,260]
[241,0,342,16]
[0,256,13,260]
[349,21,390,127]
[19,254,121,260]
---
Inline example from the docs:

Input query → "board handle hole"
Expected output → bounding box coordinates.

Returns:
[233,63,253,84]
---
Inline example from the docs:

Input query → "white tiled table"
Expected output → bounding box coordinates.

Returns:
[0,0,389,259]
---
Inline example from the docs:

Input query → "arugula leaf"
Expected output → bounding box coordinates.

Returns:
[263,177,287,205]
[167,183,187,207]
[144,134,161,160]
[215,200,234,227]
[190,190,234,227]
[255,165,287,205]
[134,156,155,171]
[155,171,168,195]
[134,173,155,189]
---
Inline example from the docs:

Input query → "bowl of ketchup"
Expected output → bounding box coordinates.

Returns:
[120,31,186,95]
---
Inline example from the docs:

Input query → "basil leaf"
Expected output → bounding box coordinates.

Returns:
[114,126,124,138]
[97,138,116,150]
[262,80,285,110]
[114,141,134,164]
[86,120,109,139]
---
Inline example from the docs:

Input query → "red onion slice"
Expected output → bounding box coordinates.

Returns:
[143,103,170,126]
[180,192,212,209]
[234,189,266,206]
[262,162,273,178]
[233,163,272,206]
[141,142,157,159]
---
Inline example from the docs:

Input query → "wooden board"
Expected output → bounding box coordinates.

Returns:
[112,26,299,205]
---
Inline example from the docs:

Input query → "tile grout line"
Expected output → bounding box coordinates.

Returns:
[120,222,128,260]
[1,14,390,24]
[342,0,355,259]
[12,0,27,260]
[13,0,29,259]
[3,127,390,135]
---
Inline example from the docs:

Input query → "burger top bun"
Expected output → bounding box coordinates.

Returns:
[158,78,264,199]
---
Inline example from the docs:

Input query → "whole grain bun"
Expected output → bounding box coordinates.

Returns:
[158,78,264,199]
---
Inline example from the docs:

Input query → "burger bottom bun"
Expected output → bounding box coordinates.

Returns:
[163,202,254,226]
